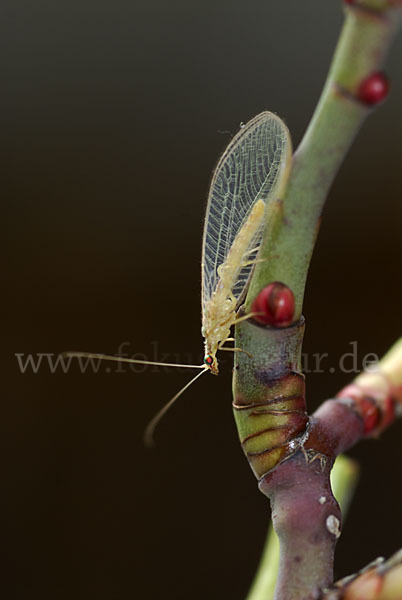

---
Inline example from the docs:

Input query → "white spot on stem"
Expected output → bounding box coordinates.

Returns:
[319,496,327,504]
[326,515,341,539]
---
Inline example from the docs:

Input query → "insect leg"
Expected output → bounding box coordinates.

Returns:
[240,258,267,268]
[231,312,262,326]
[242,245,260,257]
[219,347,253,358]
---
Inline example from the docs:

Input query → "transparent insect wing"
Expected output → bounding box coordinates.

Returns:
[201,112,292,314]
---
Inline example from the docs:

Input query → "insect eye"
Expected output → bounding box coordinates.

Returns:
[204,355,214,366]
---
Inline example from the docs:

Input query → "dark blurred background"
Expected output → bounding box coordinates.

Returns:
[3,1,402,598]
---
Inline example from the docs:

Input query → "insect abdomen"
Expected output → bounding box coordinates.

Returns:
[219,199,265,288]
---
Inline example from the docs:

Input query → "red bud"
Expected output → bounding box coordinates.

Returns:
[379,395,395,430]
[356,396,380,434]
[251,282,295,327]
[337,384,395,435]
[357,72,389,106]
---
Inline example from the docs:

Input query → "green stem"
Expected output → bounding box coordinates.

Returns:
[246,2,402,316]
[330,454,360,516]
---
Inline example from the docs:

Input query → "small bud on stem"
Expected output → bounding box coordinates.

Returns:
[357,72,389,106]
[251,282,295,327]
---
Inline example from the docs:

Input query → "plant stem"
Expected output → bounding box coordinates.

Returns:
[246,523,279,600]
[327,547,402,599]
[330,454,360,517]
[234,1,402,599]
[246,455,359,600]
[240,332,402,600]
[246,2,402,316]
[260,454,341,600]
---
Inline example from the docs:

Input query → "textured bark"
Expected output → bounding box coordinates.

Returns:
[260,455,341,600]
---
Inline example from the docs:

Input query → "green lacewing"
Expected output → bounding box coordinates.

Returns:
[66,111,292,443]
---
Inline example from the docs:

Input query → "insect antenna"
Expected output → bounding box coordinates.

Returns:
[144,367,208,447]
[63,351,205,370]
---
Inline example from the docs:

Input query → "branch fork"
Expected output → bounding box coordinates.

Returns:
[232,1,402,597]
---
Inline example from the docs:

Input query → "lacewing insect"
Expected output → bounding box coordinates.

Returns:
[66,111,292,444]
